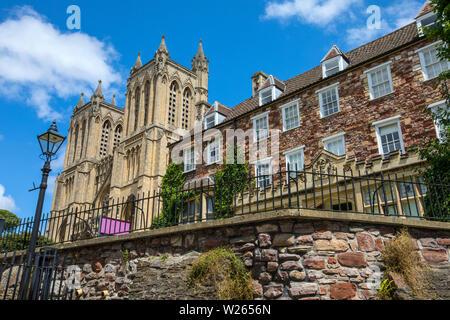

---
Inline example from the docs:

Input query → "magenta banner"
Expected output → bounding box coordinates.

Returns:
[100,217,130,235]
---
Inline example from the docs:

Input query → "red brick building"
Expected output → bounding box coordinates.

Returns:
[169,5,448,221]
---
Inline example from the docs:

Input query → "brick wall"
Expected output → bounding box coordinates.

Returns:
[180,38,441,183]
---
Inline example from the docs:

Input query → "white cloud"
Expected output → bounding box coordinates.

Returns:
[345,1,423,47]
[263,0,424,48]
[0,184,18,212]
[0,6,123,121]
[263,0,362,26]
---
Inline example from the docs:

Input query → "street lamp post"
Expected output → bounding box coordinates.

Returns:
[19,121,66,300]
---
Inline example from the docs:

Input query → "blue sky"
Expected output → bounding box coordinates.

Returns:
[0,0,425,218]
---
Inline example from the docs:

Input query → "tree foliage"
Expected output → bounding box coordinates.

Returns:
[152,163,187,228]
[213,147,249,219]
[0,209,21,232]
[419,0,450,221]
[0,233,53,253]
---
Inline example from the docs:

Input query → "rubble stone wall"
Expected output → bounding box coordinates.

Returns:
[59,214,450,300]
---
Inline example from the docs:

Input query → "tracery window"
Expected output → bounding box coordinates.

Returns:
[168,82,178,126]
[99,121,111,157]
[182,89,191,130]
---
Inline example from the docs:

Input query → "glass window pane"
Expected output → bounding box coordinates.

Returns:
[255,116,269,140]
[256,163,271,188]
[283,105,300,130]
[260,89,272,105]
[320,87,339,117]
[402,200,420,218]
[379,123,401,154]
[287,151,304,178]
[324,137,345,156]
[369,66,392,99]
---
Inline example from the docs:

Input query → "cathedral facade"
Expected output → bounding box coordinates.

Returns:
[50,36,210,214]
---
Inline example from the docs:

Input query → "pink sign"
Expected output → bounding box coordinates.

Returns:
[100,217,130,235]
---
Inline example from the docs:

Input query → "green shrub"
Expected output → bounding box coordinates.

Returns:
[187,247,253,300]
[381,228,432,299]
[0,233,53,253]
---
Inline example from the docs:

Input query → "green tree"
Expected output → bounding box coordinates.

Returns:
[152,163,187,228]
[0,233,53,253]
[213,146,249,219]
[419,0,450,221]
[0,209,21,232]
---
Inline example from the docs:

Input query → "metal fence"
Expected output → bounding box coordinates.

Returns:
[1,168,449,251]
[0,247,75,300]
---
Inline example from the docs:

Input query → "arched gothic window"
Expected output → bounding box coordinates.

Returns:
[134,87,141,131]
[99,121,111,157]
[114,125,122,149]
[144,81,150,125]
[72,124,79,162]
[126,93,131,134]
[168,82,178,126]
[80,119,86,159]
[182,89,191,130]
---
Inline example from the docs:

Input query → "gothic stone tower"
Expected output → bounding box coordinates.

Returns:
[51,36,210,217]
[50,81,124,213]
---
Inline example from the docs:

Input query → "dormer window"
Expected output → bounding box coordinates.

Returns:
[324,58,340,77]
[203,101,231,129]
[321,45,349,79]
[259,87,274,105]
[416,11,437,36]
[205,114,216,129]
[257,75,285,106]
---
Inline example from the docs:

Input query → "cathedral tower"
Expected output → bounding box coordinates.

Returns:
[51,36,210,222]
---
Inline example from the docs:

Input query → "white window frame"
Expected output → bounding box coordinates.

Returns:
[252,157,272,189]
[316,82,340,118]
[322,56,348,78]
[259,86,274,106]
[372,115,405,156]
[251,111,270,142]
[364,61,394,100]
[280,100,300,131]
[322,132,346,156]
[415,41,450,81]
[283,146,305,180]
[416,11,438,37]
[428,100,448,142]
[204,114,217,129]
[183,146,195,173]
[206,136,221,165]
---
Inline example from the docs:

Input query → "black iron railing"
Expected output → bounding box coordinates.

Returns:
[1,168,449,251]
[0,247,75,300]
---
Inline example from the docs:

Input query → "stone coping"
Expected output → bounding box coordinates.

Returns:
[55,209,450,250]
[5,209,450,258]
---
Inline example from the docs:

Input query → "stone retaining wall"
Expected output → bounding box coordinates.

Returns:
[59,213,450,300]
